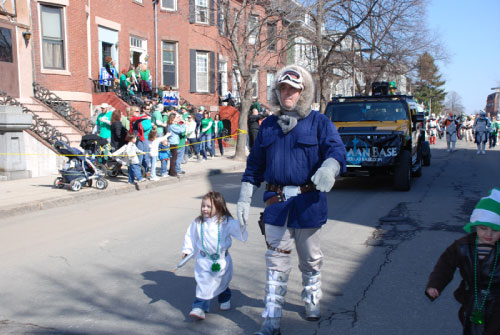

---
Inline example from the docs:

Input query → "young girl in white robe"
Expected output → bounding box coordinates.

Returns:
[181,191,248,320]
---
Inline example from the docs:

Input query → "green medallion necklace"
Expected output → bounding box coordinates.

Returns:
[469,238,499,325]
[200,220,221,272]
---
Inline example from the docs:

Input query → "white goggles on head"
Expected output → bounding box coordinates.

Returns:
[277,70,303,89]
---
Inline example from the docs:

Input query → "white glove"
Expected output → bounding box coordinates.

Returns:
[311,158,341,192]
[236,182,257,227]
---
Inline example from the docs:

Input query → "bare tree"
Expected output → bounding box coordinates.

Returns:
[288,0,379,112]
[193,0,290,160]
[444,91,465,115]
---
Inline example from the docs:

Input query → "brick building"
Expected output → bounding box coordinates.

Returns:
[9,0,285,118]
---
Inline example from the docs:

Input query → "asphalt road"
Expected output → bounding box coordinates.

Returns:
[0,138,499,335]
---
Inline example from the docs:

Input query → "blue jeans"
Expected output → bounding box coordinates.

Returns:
[210,137,216,157]
[160,159,168,176]
[217,135,224,155]
[150,155,158,178]
[176,145,185,172]
[200,133,211,160]
[136,140,149,172]
[128,164,142,183]
[192,287,231,312]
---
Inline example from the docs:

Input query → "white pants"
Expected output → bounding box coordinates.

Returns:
[265,224,323,274]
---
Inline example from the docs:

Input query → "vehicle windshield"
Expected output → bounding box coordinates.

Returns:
[327,101,409,122]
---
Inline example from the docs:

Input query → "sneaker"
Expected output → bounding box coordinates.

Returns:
[137,178,146,183]
[482,150,486,154]
[134,182,140,191]
[150,177,160,181]
[161,174,169,178]
[220,301,231,311]
[477,150,481,155]
[178,170,186,175]
[189,308,205,320]
[446,149,450,153]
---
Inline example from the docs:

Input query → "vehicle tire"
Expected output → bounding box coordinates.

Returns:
[95,163,107,177]
[53,177,65,189]
[412,146,423,178]
[422,141,431,166]
[139,165,146,178]
[70,179,82,192]
[108,166,120,178]
[96,178,108,190]
[394,150,411,191]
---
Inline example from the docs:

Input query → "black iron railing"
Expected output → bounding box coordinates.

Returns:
[92,79,193,109]
[0,91,70,145]
[33,82,94,134]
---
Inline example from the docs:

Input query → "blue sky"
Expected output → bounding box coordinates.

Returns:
[427,0,500,114]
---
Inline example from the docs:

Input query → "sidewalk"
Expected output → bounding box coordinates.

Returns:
[0,147,246,218]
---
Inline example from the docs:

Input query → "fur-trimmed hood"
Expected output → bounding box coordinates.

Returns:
[269,64,315,119]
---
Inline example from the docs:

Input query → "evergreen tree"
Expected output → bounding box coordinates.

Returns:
[413,52,446,115]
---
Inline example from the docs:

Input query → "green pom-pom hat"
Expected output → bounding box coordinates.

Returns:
[464,188,500,233]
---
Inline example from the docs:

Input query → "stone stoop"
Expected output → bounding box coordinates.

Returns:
[23,101,84,149]
[92,92,131,114]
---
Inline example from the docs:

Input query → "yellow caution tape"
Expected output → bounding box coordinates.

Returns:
[0,128,249,157]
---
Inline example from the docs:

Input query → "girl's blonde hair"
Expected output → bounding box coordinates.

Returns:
[198,191,232,223]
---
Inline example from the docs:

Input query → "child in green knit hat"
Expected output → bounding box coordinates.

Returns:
[426,188,500,334]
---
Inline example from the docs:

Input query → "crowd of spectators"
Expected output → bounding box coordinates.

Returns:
[91,99,229,186]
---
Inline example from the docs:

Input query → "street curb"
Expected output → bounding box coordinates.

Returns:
[0,161,246,218]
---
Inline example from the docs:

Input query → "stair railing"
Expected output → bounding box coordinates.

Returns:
[0,90,70,145]
[33,82,94,134]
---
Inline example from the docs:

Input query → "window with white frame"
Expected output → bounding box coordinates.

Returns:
[162,41,177,87]
[249,15,258,45]
[161,0,176,11]
[196,51,209,92]
[251,68,258,99]
[196,0,208,24]
[40,4,65,69]
[266,72,275,103]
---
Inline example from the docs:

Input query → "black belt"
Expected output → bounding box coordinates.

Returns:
[265,182,316,207]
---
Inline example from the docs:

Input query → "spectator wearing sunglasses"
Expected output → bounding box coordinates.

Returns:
[236,65,347,335]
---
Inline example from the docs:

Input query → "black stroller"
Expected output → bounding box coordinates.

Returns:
[80,134,147,179]
[53,140,108,191]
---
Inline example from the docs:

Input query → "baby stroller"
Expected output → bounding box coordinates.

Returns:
[80,134,146,178]
[53,140,108,192]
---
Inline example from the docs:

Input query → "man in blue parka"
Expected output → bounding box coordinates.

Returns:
[237,65,346,335]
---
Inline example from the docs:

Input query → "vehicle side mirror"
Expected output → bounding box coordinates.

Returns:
[412,113,425,131]
[412,113,425,123]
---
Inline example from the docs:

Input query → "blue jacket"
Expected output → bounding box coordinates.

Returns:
[242,111,346,228]
[158,142,171,160]
[167,123,186,145]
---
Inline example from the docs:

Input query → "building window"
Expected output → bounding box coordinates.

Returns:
[161,0,176,11]
[130,35,147,68]
[267,23,276,51]
[130,36,143,48]
[196,0,208,24]
[266,72,275,103]
[162,41,177,87]
[40,5,65,69]
[0,27,13,63]
[249,15,258,45]
[196,51,209,92]
[251,68,258,99]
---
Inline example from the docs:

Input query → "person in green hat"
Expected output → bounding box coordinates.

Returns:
[426,188,500,334]
[388,81,397,95]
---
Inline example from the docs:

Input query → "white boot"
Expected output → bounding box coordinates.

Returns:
[255,271,288,335]
[254,317,281,335]
[302,271,322,321]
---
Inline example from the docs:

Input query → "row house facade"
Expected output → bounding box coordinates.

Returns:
[3,0,285,119]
